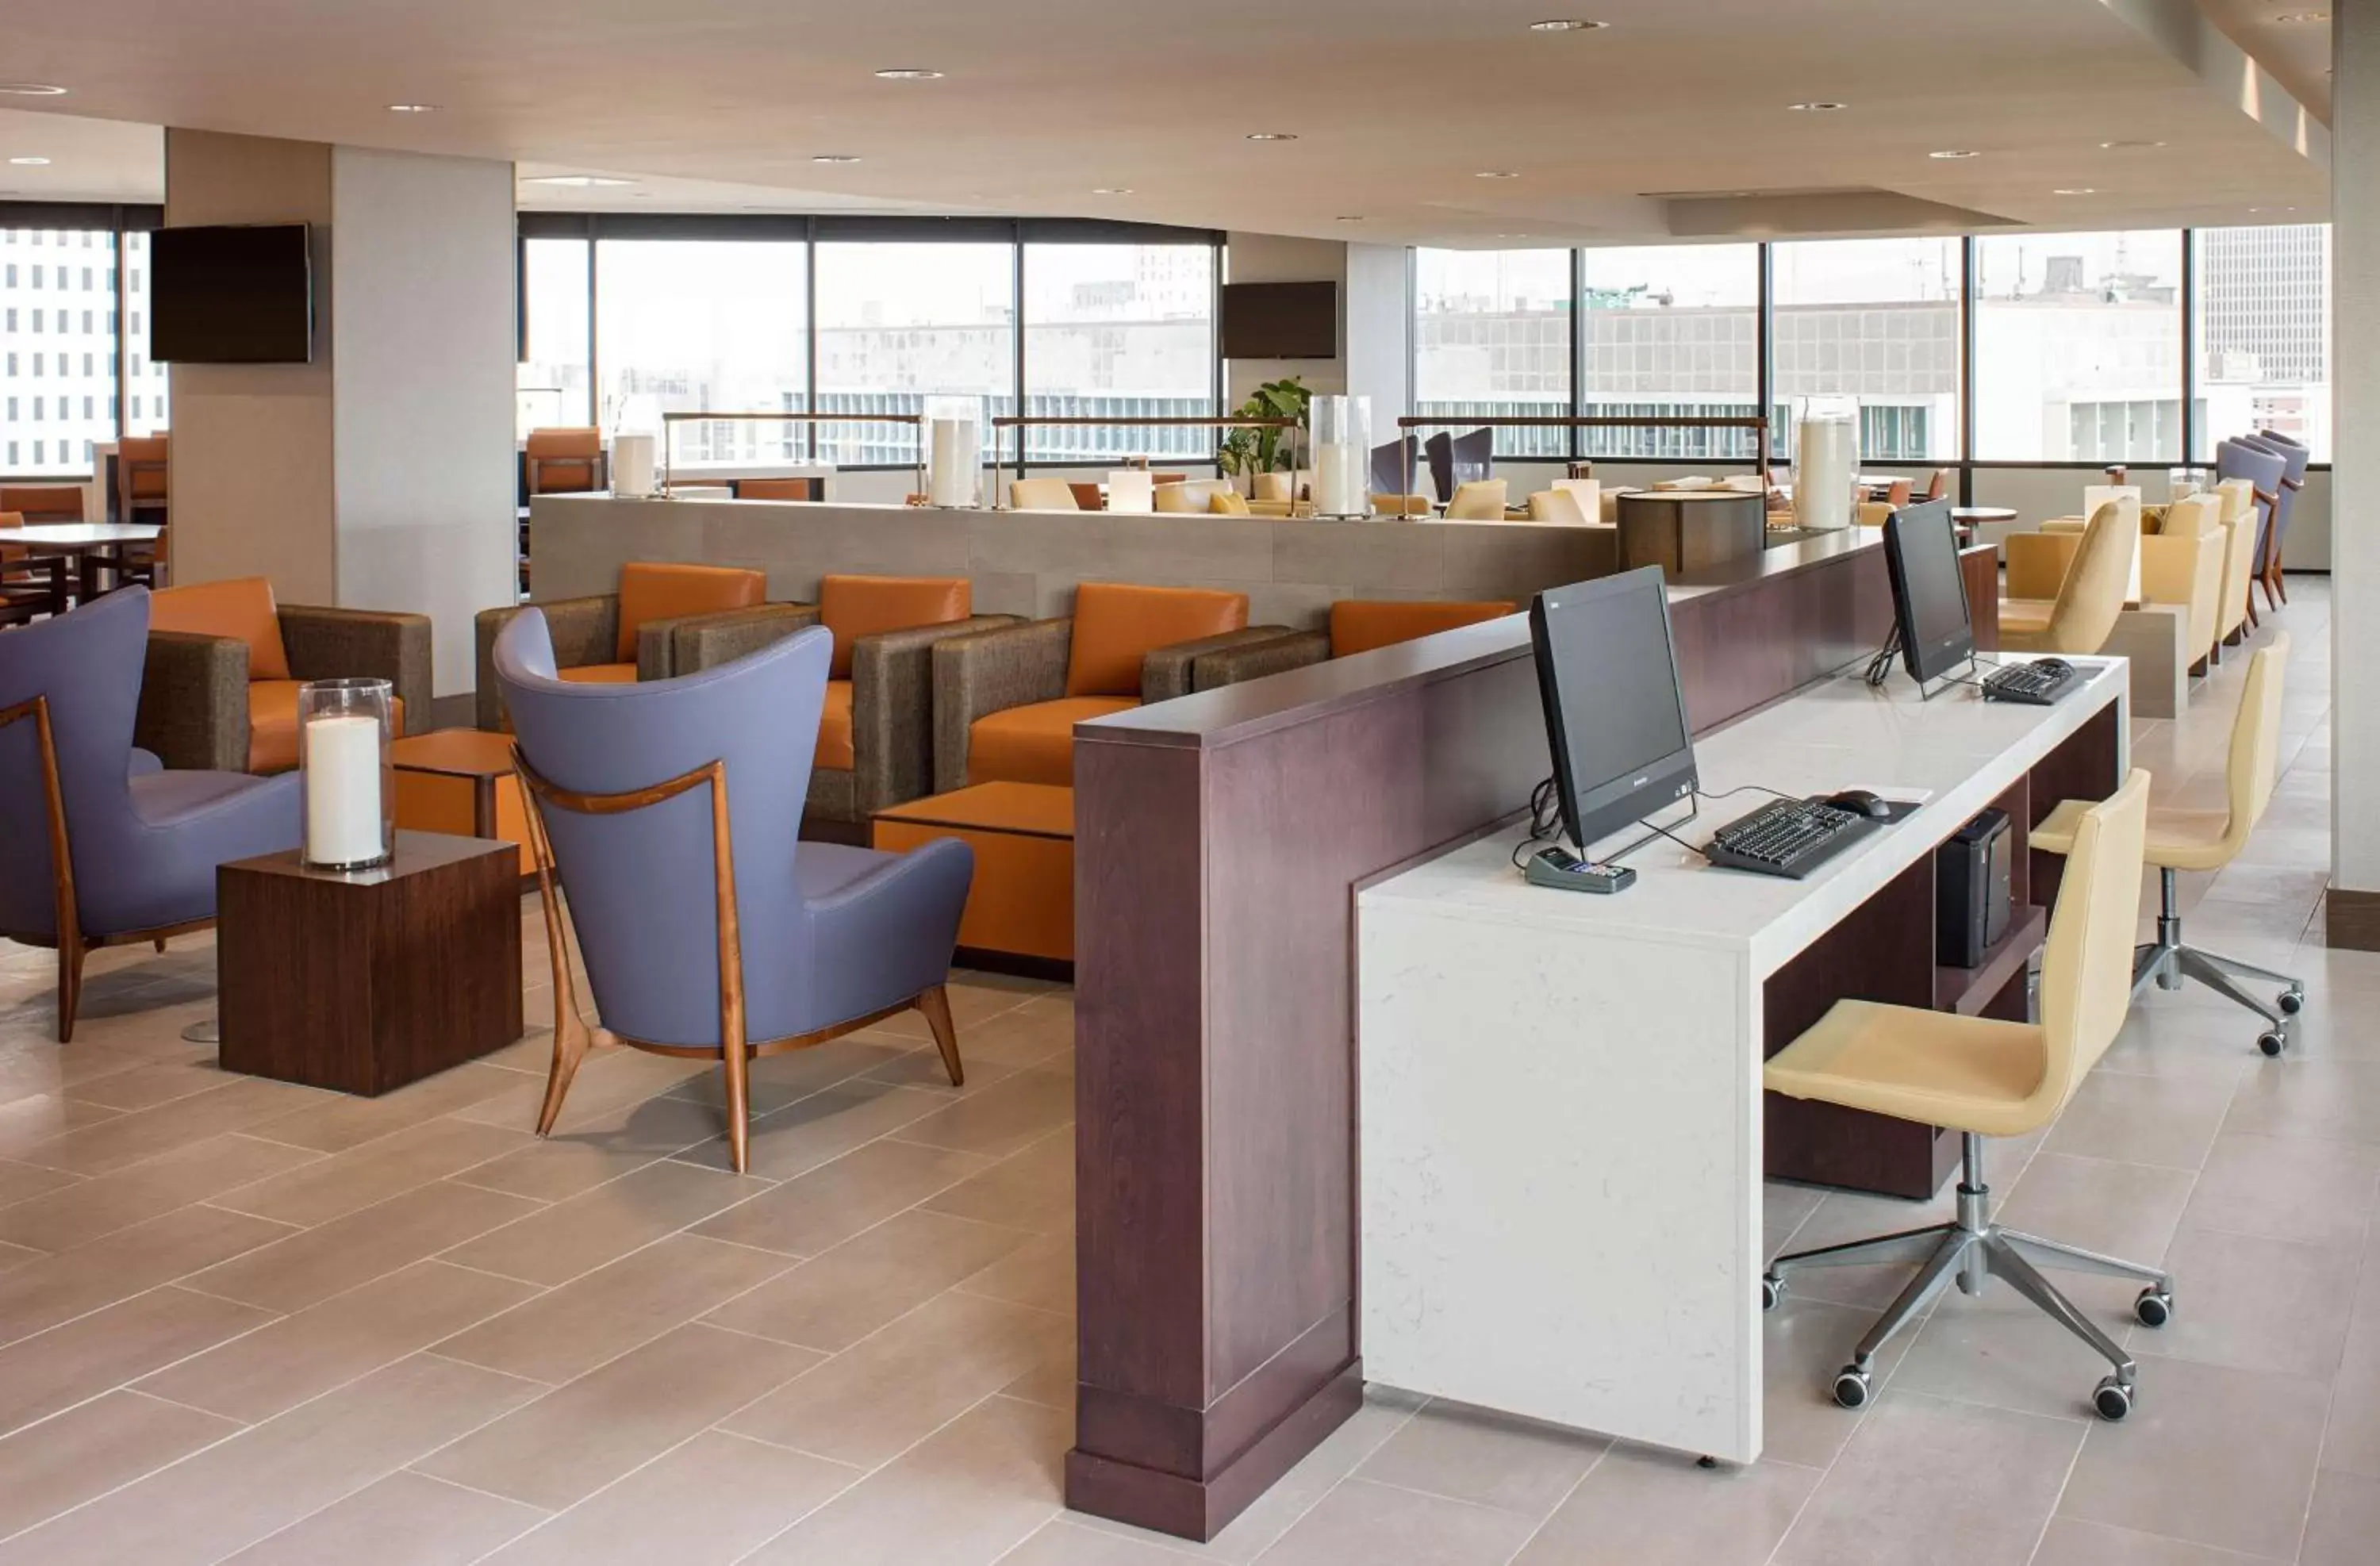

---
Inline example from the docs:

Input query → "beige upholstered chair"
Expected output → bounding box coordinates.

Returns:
[1526,489,1591,525]
[2033,636,2301,1054]
[1999,502,2132,654]
[1008,478,1080,511]
[1372,493,1434,518]
[2213,480,2259,647]
[1764,770,2163,1422]
[1444,480,1509,520]
[2137,494,2226,673]
[1154,479,1231,513]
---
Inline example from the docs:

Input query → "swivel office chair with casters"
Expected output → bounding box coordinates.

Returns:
[2033,635,2301,1055]
[1764,770,2170,1422]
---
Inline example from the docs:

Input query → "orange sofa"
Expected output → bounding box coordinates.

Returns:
[1190,598,1518,690]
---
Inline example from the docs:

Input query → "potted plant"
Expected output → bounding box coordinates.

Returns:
[1218,377,1312,494]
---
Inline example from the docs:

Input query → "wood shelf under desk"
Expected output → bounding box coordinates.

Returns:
[1937,903,2048,1017]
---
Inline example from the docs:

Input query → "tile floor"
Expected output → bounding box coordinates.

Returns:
[0,587,2364,1564]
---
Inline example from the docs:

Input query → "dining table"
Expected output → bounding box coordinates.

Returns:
[13,522,163,602]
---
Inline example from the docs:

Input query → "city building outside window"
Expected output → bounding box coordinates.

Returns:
[1020,241,1215,466]
[518,236,591,434]
[1974,230,2183,463]
[815,240,1014,465]
[1771,236,1962,462]
[2194,224,2331,461]
[1,224,121,476]
[1576,244,1762,463]
[595,238,808,467]
[1414,248,1573,459]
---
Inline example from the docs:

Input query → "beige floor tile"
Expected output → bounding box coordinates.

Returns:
[1757,1293,1920,1466]
[2056,1355,2328,1560]
[1000,1521,1207,1564]
[1763,1184,1956,1311]
[861,1046,1023,1097]
[181,1179,546,1312]
[139,1259,541,1422]
[439,1157,765,1286]
[2029,1518,2286,1564]
[0,1039,161,1107]
[693,1136,996,1257]
[2040,1068,2240,1172]
[413,1322,821,1510]
[214,1117,534,1228]
[673,1079,950,1180]
[2223,1060,2380,1147]
[455,1089,730,1202]
[219,1469,547,1565]
[0,1131,319,1253]
[706,1208,1038,1353]
[1888,1289,2139,1422]
[669,1034,916,1115]
[722,1288,1072,1468]
[0,1201,296,1346]
[453,1048,715,1135]
[0,1155,80,1208]
[1252,1476,1538,1565]
[240,1062,527,1155]
[1762,1182,1825,1256]
[1772,1391,2083,1566]
[1992,1153,2194,1281]
[0,1092,127,1161]
[0,1389,244,1542]
[739,1395,1067,1566]
[10,1075,332,1176]
[0,1353,543,1566]
[1353,1400,1606,1518]
[474,1429,858,1566]
[923,1127,1076,1235]
[0,1284,276,1437]
[2301,1468,2380,1566]
[956,1230,1077,1318]
[432,1231,793,1383]
[2182,1131,2380,1246]
[2131,1224,2359,1378]
[891,1069,1074,1161]
[63,1057,240,1112]
[869,975,1050,1038]
[1508,1445,1819,1566]
[2321,1315,2380,1480]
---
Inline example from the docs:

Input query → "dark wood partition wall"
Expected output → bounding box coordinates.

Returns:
[1068,534,1898,1541]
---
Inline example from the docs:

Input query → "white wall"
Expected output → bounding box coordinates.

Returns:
[2336,1,2379,896]
[331,147,517,696]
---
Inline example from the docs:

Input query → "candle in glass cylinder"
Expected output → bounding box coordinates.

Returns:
[305,714,385,867]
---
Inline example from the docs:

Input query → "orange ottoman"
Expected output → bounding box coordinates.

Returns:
[391,729,534,878]
[872,783,1074,963]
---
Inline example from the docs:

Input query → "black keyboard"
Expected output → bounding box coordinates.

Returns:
[1704,798,1874,881]
[1980,658,2079,706]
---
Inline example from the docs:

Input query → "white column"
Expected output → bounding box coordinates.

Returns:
[2334,2,2380,935]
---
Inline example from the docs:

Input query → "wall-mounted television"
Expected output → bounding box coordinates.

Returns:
[151,223,315,364]
[1220,280,1338,359]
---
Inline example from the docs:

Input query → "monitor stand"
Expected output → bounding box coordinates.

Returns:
[1914,654,1979,702]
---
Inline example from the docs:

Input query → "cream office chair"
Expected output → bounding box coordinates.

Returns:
[1526,488,1590,525]
[2213,480,2259,650]
[2137,493,2227,674]
[2033,637,2301,1055]
[1008,478,1081,511]
[1999,502,2131,654]
[1764,771,2167,1422]
[1444,480,1509,520]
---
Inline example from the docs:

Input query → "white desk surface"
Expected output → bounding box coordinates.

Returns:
[14,522,162,550]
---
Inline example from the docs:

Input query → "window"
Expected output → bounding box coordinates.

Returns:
[3,222,120,473]
[2195,224,2330,462]
[1413,248,1573,459]
[518,236,591,433]
[815,240,1014,464]
[122,230,166,437]
[1770,236,1961,461]
[1020,240,1215,465]
[1975,230,2182,462]
[1576,244,1761,461]
[594,239,808,466]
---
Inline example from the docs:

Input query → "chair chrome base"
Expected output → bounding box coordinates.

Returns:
[1764,1135,2172,1422]
[2134,868,2306,1056]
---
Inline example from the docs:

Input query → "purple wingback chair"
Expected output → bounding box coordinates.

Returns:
[493,608,974,1173]
[2235,432,2308,608]
[0,588,299,1040]
[2215,439,2288,624]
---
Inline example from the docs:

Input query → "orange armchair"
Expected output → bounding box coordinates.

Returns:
[1191,599,1518,689]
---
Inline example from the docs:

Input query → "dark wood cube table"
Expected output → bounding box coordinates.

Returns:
[218,830,524,1096]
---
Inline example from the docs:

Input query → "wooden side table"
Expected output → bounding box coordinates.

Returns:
[391,727,533,878]
[873,782,1074,969]
[218,831,524,1096]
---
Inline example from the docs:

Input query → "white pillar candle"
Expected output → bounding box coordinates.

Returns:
[1793,416,1859,531]
[927,418,977,508]
[612,434,656,498]
[305,714,385,866]
[1312,442,1357,517]
[1106,470,1155,513]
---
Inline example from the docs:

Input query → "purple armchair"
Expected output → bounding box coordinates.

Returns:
[0,589,299,1041]
[2215,439,2289,625]
[493,608,975,1173]
[2235,432,2308,610]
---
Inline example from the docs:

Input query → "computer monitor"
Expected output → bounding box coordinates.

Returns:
[1530,566,1699,852]
[1883,498,1974,688]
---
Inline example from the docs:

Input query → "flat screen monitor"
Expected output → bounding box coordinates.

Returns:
[151,224,315,364]
[1530,566,1699,853]
[1883,499,1974,686]
[1219,280,1338,359]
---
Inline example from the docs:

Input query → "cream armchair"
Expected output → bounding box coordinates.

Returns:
[2213,479,2259,651]
[2000,501,2131,654]
[2137,494,2226,674]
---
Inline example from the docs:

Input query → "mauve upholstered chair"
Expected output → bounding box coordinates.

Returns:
[493,609,976,1172]
[2236,432,2308,610]
[0,589,300,1041]
[2215,439,2288,626]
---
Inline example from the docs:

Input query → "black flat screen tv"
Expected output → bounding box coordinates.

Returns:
[1219,280,1338,359]
[151,224,315,364]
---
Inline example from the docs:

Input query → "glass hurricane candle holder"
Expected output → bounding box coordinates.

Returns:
[299,678,395,871]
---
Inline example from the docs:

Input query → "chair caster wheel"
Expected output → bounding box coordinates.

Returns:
[1831,1365,1871,1410]
[2093,1376,2133,1422]
[1761,1275,1784,1312]
[2278,988,2305,1016]
[2258,1031,2287,1058]
[2133,1288,2174,1329]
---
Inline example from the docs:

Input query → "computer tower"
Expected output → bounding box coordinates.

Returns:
[1937,808,2013,967]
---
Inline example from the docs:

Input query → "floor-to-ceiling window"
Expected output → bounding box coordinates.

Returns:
[517,235,591,435]
[1413,248,1573,459]
[120,228,165,439]
[1770,236,1962,463]
[595,236,807,466]
[1019,237,1215,466]
[2194,223,2331,462]
[1576,244,1761,462]
[1974,229,2184,463]
[814,238,1015,466]
[1,221,121,477]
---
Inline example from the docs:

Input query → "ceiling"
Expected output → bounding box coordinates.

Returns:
[0,0,2334,244]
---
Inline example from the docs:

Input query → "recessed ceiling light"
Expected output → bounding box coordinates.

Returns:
[874,67,944,81]
[2248,205,2301,214]
[1476,170,1519,179]
[524,175,635,187]
[1929,149,1979,159]
[386,103,437,113]
[1787,101,1848,112]
[2052,187,2098,195]
[2272,11,2329,21]
[1528,18,1610,30]
[0,84,69,97]
[811,154,862,164]
[1091,186,1133,196]
[7,156,52,167]
[1335,215,1365,222]
[2098,139,2166,150]
[1246,132,1298,141]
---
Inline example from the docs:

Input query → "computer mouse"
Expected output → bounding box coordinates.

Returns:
[2035,658,2075,678]
[1824,789,1893,820]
